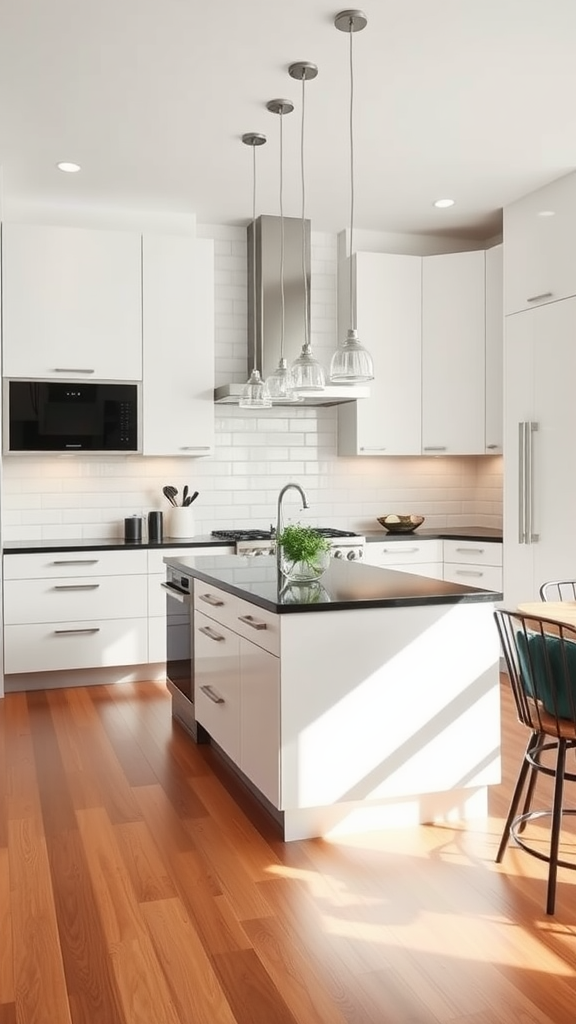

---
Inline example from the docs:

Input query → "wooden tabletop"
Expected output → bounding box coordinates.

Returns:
[517,601,576,629]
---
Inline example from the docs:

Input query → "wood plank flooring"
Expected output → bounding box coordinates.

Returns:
[1,676,576,1024]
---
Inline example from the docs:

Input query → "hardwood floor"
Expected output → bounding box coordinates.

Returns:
[1,677,576,1024]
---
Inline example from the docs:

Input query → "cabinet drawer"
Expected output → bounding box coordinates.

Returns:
[194,583,280,656]
[443,540,502,567]
[3,549,148,580]
[195,611,241,762]
[443,564,502,592]
[4,618,149,674]
[364,539,443,567]
[4,575,148,625]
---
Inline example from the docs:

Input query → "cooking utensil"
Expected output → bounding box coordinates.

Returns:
[163,485,178,507]
[186,490,199,506]
[182,485,189,506]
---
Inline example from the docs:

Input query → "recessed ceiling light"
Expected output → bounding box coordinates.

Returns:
[56,161,81,173]
[433,198,455,209]
[537,209,555,217]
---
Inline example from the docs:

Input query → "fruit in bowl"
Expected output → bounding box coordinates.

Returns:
[377,514,425,534]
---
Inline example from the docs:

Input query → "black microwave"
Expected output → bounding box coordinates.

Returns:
[4,380,140,454]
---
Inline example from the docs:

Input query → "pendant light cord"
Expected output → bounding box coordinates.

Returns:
[251,143,258,363]
[301,74,310,350]
[348,19,356,333]
[279,111,286,361]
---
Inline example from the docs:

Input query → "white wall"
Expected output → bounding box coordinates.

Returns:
[1,224,503,542]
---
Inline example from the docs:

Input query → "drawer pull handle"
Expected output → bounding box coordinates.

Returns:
[53,584,100,591]
[455,570,484,578]
[486,444,500,450]
[199,625,225,642]
[54,627,101,635]
[53,367,96,374]
[200,684,225,704]
[180,446,212,451]
[238,614,267,631]
[52,559,99,565]
[423,446,447,452]
[455,547,484,555]
[383,547,419,555]
[526,291,553,303]
[199,593,225,607]
[359,446,387,452]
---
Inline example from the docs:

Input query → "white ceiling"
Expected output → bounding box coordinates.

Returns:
[2,0,576,240]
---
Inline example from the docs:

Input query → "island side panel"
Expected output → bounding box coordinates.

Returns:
[279,601,500,825]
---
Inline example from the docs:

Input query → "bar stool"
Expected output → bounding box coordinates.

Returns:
[494,608,576,914]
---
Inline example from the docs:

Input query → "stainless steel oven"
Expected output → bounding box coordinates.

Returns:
[162,566,206,741]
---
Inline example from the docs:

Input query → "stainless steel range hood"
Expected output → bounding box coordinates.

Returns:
[214,215,369,407]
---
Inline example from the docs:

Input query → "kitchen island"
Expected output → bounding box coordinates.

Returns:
[165,552,502,840]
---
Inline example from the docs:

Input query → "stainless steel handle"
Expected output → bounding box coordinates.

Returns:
[53,367,96,374]
[52,559,99,565]
[200,684,225,704]
[237,614,267,631]
[199,625,225,642]
[360,447,387,452]
[486,444,500,450]
[54,627,101,635]
[518,421,526,544]
[199,593,224,607]
[526,292,553,303]
[180,446,211,451]
[53,584,100,591]
[455,547,484,555]
[526,421,539,543]
[160,582,189,603]
[383,547,419,554]
[454,570,484,578]
[423,446,447,452]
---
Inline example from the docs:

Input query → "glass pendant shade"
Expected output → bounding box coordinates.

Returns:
[292,342,327,391]
[329,328,374,383]
[266,357,301,402]
[239,368,272,408]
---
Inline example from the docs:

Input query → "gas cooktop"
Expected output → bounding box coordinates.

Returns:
[211,527,360,541]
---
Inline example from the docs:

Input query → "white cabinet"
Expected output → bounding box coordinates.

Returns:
[3,549,148,674]
[363,538,443,580]
[337,252,422,456]
[142,235,214,457]
[443,540,502,592]
[422,249,486,455]
[503,170,576,316]
[503,298,576,608]
[485,243,503,453]
[193,583,280,806]
[2,224,142,381]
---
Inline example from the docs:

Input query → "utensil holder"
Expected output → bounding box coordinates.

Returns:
[167,507,195,539]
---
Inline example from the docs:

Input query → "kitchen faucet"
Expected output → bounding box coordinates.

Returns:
[276,482,310,572]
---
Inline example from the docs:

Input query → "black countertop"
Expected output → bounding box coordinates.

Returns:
[164,553,502,615]
[2,535,233,555]
[364,526,502,543]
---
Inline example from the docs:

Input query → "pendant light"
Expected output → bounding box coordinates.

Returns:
[330,10,374,384]
[264,99,302,403]
[239,132,272,409]
[288,61,326,393]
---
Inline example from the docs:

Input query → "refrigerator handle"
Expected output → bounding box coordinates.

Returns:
[518,421,526,544]
[527,422,539,543]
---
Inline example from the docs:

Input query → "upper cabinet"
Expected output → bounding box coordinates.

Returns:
[142,235,214,457]
[422,249,486,456]
[485,243,503,453]
[337,252,422,456]
[2,224,142,380]
[503,170,576,316]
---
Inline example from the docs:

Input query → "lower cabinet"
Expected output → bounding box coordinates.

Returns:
[442,540,503,592]
[3,549,149,674]
[363,539,443,579]
[194,584,280,807]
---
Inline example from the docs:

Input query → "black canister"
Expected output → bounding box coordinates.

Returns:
[148,510,163,544]
[124,515,143,543]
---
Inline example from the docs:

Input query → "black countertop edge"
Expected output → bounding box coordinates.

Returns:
[2,536,232,555]
[172,555,502,615]
[364,527,502,543]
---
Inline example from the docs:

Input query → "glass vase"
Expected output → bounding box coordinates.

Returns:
[280,548,330,582]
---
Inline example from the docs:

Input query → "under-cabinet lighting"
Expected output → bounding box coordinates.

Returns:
[57,161,81,173]
[433,198,455,209]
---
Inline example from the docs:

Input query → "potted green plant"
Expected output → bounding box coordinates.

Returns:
[277,523,331,582]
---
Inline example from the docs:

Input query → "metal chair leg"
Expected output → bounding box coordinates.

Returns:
[497,731,540,863]
[546,739,567,915]
[517,732,545,834]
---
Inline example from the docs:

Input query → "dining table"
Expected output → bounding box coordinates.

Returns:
[517,601,576,630]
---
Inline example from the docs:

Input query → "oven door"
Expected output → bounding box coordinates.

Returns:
[162,579,193,701]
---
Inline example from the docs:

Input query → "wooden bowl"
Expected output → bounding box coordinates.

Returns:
[377,514,425,534]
